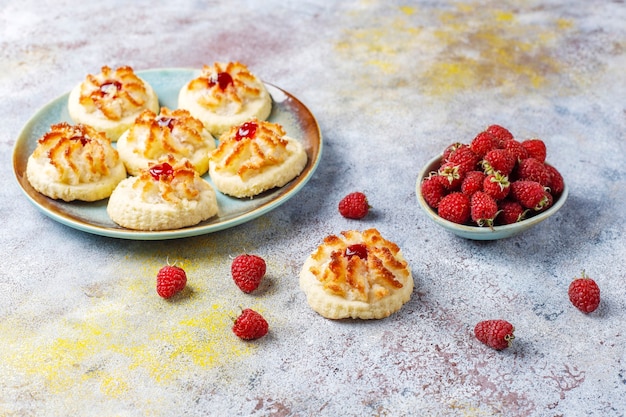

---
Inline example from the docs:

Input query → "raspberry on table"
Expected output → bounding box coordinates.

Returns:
[156,264,187,299]
[338,192,370,219]
[568,270,601,313]
[231,254,266,293]
[232,308,269,340]
[474,319,515,350]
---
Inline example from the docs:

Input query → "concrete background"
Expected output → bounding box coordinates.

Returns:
[1,1,625,416]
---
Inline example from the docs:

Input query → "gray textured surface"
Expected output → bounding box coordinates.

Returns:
[2,1,626,416]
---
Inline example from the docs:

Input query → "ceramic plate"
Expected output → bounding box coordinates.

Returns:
[12,68,322,240]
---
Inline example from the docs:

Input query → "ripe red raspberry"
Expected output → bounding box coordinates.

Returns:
[545,164,565,195]
[510,180,550,210]
[470,131,499,157]
[438,161,467,190]
[437,192,470,224]
[231,254,266,293]
[156,264,187,299]
[442,142,463,161]
[515,158,551,186]
[482,149,516,176]
[474,319,515,350]
[447,145,480,172]
[568,271,600,313]
[470,191,498,227]
[539,191,554,212]
[461,170,486,196]
[503,139,529,162]
[486,124,514,144]
[497,200,526,225]
[421,175,448,209]
[482,172,510,200]
[232,308,269,340]
[338,192,370,219]
[521,139,547,162]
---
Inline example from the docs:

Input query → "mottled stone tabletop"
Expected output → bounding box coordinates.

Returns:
[2,1,625,416]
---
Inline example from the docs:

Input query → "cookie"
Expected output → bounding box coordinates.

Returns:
[106,156,218,231]
[26,122,127,202]
[68,65,159,141]
[299,229,414,319]
[178,62,271,136]
[116,107,215,176]
[208,118,307,198]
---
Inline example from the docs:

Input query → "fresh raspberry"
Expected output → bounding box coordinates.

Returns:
[521,139,547,162]
[539,191,554,212]
[231,254,266,293]
[482,172,510,200]
[545,164,565,195]
[437,192,470,224]
[515,158,551,186]
[470,191,498,227]
[156,264,187,299]
[442,142,464,161]
[503,139,529,162]
[497,200,526,225]
[438,161,467,190]
[470,131,500,157]
[461,170,485,196]
[421,175,448,209]
[447,145,480,173]
[474,319,515,350]
[232,308,269,340]
[338,192,370,219]
[482,149,516,176]
[510,180,550,210]
[486,124,514,144]
[568,271,600,313]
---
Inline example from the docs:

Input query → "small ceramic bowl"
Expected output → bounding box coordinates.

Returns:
[415,155,569,240]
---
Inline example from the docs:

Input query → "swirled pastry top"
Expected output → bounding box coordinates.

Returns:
[68,66,159,141]
[26,122,127,202]
[178,62,272,135]
[116,108,215,176]
[299,229,414,320]
[208,118,307,198]
[106,156,218,231]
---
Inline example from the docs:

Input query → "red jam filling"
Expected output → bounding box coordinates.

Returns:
[209,72,233,90]
[149,162,174,180]
[235,121,258,141]
[69,135,90,146]
[99,80,122,95]
[156,116,175,130]
[344,244,368,260]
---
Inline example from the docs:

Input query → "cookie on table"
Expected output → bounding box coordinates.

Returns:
[208,118,307,198]
[26,122,127,202]
[107,156,218,231]
[116,107,215,176]
[299,228,414,320]
[68,65,159,141]
[178,61,272,136]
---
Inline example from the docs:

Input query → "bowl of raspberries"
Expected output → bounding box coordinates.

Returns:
[416,124,568,240]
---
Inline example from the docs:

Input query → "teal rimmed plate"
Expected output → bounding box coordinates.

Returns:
[12,68,322,240]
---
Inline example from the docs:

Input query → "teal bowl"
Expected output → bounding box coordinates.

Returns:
[416,156,569,240]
